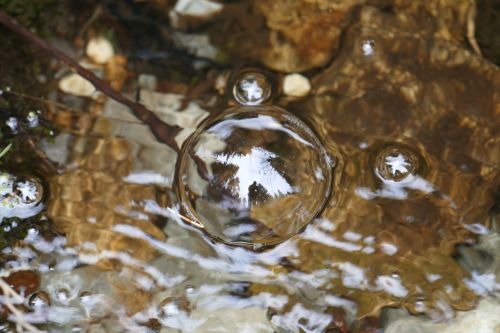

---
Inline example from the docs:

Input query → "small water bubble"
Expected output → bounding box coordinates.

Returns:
[361,39,376,56]
[14,177,43,205]
[156,297,189,325]
[0,173,14,196]
[232,71,272,105]
[1,174,44,219]
[28,291,51,310]
[47,273,82,305]
[55,288,71,303]
[177,106,334,246]
[374,145,420,182]
[6,117,18,132]
[185,285,195,294]
[26,111,39,128]
[414,298,426,313]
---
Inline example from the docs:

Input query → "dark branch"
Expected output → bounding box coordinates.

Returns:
[0,9,181,152]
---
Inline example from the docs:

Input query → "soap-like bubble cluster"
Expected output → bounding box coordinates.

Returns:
[176,106,333,246]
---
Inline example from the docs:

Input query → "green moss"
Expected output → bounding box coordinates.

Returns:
[0,216,25,250]
[0,0,59,32]
[0,0,66,95]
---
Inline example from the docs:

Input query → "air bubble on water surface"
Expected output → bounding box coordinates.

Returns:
[1,174,45,219]
[361,39,376,57]
[6,117,18,133]
[232,71,272,106]
[374,145,421,183]
[27,111,39,128]
[47,273,82,305]
[176,105,334,246]
[414,298,427,313]
[156,297,190,328]
[28,291,51,310]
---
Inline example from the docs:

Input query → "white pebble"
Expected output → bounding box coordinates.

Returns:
[58,73,95,97]
[169,0,223,28]
[173,0,222,17]
[283,73,311,97]
[86,37,114,65]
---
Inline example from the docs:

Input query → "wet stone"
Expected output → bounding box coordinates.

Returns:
[351,316,381,333]
[177,106,334,246]
[4,270,40,296]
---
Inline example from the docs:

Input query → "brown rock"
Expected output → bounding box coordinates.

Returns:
[4,270,40,296]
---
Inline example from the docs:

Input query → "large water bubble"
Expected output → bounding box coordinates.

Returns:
[176,106,333,247]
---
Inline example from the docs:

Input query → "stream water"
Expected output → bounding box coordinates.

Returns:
[0,1,499,332]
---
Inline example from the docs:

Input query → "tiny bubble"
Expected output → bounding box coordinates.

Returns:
[27,111,39,128]
[232,71,271,106]
[6,117,18,132]
[361,39,375,56]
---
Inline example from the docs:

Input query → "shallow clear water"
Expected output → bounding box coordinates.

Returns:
[0,1,499,332]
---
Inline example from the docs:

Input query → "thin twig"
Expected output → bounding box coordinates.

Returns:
[0,278,46,333]
[7,90,143,124]
[76,4,102,39]
[23,130,61,174]
[0,143,12,159]
[0,10,181,152]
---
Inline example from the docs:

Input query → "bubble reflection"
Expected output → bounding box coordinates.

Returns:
[374,145,420,183]
[176,106,333,246]
[12,68,496,332]
[231,71,272,106]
